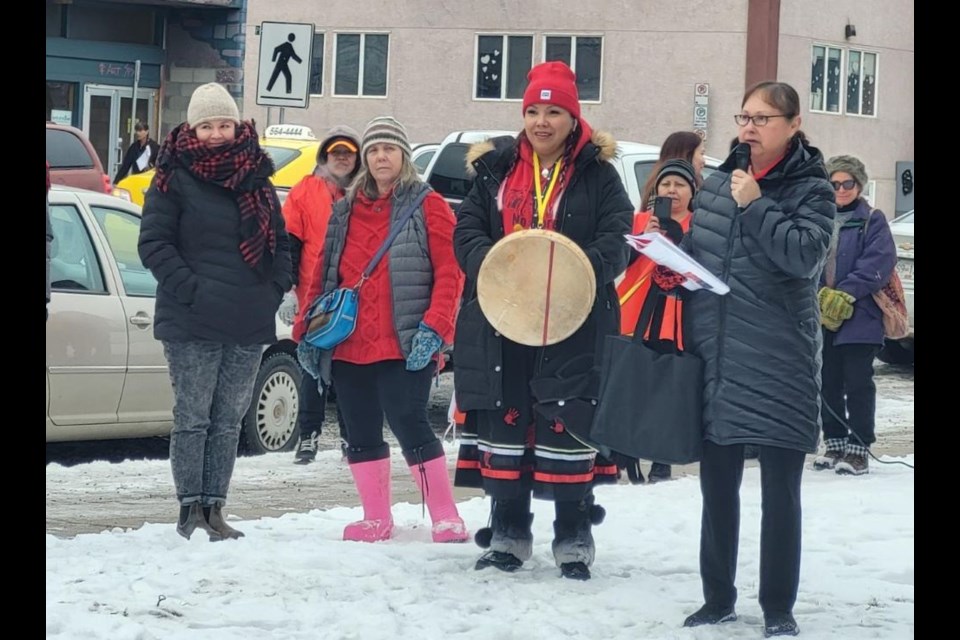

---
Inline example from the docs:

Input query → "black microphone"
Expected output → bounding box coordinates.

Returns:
[733,142,751,172]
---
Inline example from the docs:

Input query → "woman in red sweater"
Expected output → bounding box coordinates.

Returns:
[300,116,467,544]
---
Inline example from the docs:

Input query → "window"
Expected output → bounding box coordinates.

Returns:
[46,129,94,169]
[90,207,157,297]
[846,49,877,116]
[262,145,302,172]
[309,33,324,95]
[544,36,603,101]
[427,143,474,203]
[67,2,160,46]
[49,204,106,293]
[474,35,533,100]
[810,45,842,113]
[811,45,878,116]
[334,33,389,97]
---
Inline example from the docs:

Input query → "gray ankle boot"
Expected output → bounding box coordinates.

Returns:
[176,503,215,540]
[204,505,245,540]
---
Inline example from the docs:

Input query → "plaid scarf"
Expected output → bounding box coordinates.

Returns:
[154,121,278,272]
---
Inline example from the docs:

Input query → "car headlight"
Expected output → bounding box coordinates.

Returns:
[112,188,132,201]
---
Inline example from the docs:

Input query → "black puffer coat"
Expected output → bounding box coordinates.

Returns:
[684,137,835,452]
[139,164,292,345]
[453,130,633,411]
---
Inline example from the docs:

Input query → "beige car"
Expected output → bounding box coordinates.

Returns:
[46,186,302,452]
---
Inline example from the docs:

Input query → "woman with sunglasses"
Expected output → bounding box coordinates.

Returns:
[680,81,835,637]
[814,155,897,476]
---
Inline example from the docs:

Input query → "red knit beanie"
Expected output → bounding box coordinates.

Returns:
[522,61,581,119]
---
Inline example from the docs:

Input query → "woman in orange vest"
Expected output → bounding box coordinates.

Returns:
[615,158,698,483]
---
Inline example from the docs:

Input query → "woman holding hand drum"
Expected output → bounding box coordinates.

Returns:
[452,61,633,580]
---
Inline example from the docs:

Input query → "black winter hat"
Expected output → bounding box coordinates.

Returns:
[655,159,697,196]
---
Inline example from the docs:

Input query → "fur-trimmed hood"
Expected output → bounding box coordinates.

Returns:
[465,129,618,176]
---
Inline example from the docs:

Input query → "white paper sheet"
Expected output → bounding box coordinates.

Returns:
[624,232,730,295]
[135,146,152,172]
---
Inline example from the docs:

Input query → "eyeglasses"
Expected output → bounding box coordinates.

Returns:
[733,114,790,127]
[831,179,858,191]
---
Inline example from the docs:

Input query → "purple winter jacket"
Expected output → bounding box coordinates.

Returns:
[822,198,898,346]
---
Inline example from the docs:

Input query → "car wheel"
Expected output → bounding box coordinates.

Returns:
[877,338,914,366]
[241,352,302,454]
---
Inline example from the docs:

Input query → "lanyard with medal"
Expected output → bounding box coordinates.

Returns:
[532,153,563,229]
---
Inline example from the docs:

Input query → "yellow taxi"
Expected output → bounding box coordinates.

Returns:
[112,124,321,206]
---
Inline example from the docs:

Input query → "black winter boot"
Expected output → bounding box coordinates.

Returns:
[763,612,800,637]
[647,463,673,483]
[474,495,534,572]
[682,603,738,627]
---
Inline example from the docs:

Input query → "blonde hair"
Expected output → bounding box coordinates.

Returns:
[347,154,422,202]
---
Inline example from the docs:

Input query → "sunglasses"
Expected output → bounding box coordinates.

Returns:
[831,179,858,191]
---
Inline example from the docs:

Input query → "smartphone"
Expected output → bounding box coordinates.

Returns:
[654,196,672,222]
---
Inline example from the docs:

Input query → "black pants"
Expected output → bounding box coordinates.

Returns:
[821,339,880,447]
[698,441,805,615]
[331,360,438,462]
[297,371,347,441]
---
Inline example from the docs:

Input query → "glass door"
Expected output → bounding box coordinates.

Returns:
[83,85,157,182]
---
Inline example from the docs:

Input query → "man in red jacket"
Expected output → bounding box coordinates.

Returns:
[280,125,361,463]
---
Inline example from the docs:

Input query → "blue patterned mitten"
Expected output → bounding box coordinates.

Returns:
[405,322,443,371]
[296,340,323,379]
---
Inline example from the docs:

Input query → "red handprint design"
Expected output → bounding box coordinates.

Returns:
[503,407,520,426]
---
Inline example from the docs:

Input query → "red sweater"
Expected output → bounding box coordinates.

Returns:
[333,189,464,365]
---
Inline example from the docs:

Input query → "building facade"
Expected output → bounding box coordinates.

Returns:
[45,0,914,215]
[241,0,914,215]
[45,0,246,182]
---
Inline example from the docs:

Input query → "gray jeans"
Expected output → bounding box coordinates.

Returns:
[163,340,263,507]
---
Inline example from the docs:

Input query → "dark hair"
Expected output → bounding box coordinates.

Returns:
[134,121,148,132]
[513,117,581,183]
[641,131,704,207]
[741,81,810,145]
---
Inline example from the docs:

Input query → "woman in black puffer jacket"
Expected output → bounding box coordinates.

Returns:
[680,82,835,638]
[139,83,291,543]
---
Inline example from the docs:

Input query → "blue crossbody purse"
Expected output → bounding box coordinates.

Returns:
[303,189,431,350]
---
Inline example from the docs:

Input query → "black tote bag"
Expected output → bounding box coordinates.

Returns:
[588,283,704,465]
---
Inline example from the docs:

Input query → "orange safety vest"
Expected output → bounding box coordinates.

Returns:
[616,211,690,349]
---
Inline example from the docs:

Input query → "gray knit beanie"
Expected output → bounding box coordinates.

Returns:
[187,83,241,129]
[825,155,868,190]
[360,116,412,163]
[318,124,362,163]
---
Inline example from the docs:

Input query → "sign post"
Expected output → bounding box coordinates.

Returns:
[693,83,709,139]
[256,22,315,109]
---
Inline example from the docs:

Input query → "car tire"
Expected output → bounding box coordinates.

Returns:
[241,352,302,454]
[877,338,914,366]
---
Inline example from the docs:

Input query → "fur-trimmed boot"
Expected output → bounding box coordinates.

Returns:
[204,504,245,541]
[552,493,606,580]
[406,443,469,543]
[474,494,534,572]
[343,448,394,542]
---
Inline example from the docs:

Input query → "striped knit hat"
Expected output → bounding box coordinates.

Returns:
[360,116,412,163]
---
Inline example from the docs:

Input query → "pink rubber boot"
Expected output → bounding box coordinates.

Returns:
[343,457,394,542]
[410,456,469,543]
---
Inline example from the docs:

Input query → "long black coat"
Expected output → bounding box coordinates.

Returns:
[139,163,292,345]
[453,130,633,411]
[684,137,835,452]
